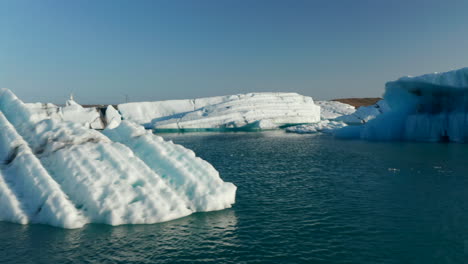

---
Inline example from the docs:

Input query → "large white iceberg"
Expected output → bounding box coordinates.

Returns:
[0,89,236,228]
[118,93,321,131]
[336,67,468,142]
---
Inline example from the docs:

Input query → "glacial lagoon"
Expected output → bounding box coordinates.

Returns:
[0,132,466,263]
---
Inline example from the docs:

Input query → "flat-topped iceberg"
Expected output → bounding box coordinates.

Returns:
[0,89,236,228]
[118,93,320,131]
[336,67,468,142]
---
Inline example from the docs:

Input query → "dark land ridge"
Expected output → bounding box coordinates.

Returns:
[332,98,381,108]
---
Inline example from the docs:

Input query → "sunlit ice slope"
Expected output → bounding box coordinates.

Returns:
[0,89,236,228]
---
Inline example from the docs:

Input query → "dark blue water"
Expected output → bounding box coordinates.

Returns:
[1,132,467,263]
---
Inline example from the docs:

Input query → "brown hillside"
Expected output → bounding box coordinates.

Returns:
[332,98,381,108]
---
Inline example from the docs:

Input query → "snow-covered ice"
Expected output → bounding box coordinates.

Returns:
[336,67,468,142]
[285,101,352,135]
[119,93,321,130]
[313,99,389,125]
[105,105,121,129]
[118,96,226,126]
[0,89,236,228]
[316,101,355,120]
[0,112,86,228]
[62,96,104,129]
[336,100,389,124]
[25,96,105,129]
[285,120,348,134]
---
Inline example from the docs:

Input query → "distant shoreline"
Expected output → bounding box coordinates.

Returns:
[332,98,381,108]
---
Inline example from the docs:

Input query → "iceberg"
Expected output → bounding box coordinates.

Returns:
[118,93,321,131]
[0,89,236,228]
[336,67,468,142]
[285,101,353,134]
[316,100,356,120]
[285,120,348,134]
[336,100,389,124]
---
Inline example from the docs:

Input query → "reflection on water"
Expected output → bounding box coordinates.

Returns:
[0,210,238,264]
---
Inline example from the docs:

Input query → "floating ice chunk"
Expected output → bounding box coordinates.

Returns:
[25,96,104,129]
[336,105,381,124]
[61,98,104,129]
[0,89,236,228]
[105,105,121,128]
[118,96,235,125]
[286,120,347,134]
[27,93,320,131]
[126,93,321,131]
[337,67,468,142]
[316,101,355,120]
[336,100,389,124]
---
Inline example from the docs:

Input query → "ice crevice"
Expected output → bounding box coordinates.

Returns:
[0,89,236,228]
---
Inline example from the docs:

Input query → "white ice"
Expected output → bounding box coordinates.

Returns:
[62,97,104,129]
[336,67,468,142]
[118,93,321,130]
[315,101,355,120]
[285,101,352,134]
[105,105,121,129]
[0,89,236,228]
[285,120,348,134]
[336,100,389,124]
[25,96,105,129]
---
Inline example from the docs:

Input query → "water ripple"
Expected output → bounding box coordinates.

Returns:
[1,132,467,263]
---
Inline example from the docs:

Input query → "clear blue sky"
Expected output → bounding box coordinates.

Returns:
[1,0,468,104]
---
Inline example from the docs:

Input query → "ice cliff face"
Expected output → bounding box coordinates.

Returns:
[118,93,320,131]
[0,89,236,228]
[336,67,468,142]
